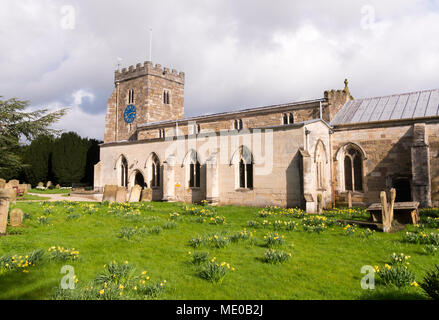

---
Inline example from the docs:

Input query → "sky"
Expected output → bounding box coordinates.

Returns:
[1,0,439,140]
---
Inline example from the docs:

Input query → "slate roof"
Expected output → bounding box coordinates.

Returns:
[331,89,439,125]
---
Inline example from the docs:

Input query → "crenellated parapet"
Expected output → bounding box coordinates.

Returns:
[115,61,185,84]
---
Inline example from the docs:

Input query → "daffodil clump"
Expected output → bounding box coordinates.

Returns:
[184,205,217,218]
[37,216,50,225]
[229,229,254,242]
[81,203,99,215]
[264,232,285,247]
[53,261,168,300]
[48,246,79,261]
[324,207,369,219]
[188,251,210,265]
[374,253,416,288]
[169,212,180,220]
[209,216,226,225]
[420,264,439,300]
[403,231,439,245]
[423,217,439,229]
[199,257,235,284]
[247,220,259,228]
[389,253,411,266]
[0,249,44,274]
[423,244,439,255]
[343,224,359,236]
[206,233,230,248]
[264,249,292,264]
[117,226,139,239]
[301,216,329,233]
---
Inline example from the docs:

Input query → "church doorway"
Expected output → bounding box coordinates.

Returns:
[392,177,411,202]
[134,171,146,189]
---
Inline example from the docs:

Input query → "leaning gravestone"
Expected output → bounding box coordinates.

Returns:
[128,185,142,202]
[102,185,118,203]
[0,189,11,235]
[115,187,127,203]
[46,181,53,189]
[141,188,153,202]
[9,208,23,227]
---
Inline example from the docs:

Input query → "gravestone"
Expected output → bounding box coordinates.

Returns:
[18,184,28,195]
[9,208,23,227]
[55,184,61,189]
[347,191,352,208]
[128,185,142,202]
[102,185,118,203]
[115,187,127,203]
[0,189,11,235]
[4,185,16,204]
[8,180,19,187]
[37,182,44,188]
[141,188,153,202]
[0,178,6,189]
[46,181,53,189]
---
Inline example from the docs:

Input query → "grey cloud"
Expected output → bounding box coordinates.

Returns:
[1,0,439,140]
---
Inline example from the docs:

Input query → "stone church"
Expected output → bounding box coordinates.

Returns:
[94,61,439,212]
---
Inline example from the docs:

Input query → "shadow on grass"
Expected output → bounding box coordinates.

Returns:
[0,271,58,300]
[359,287,428,300]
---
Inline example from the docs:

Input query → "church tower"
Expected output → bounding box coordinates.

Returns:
[104,61,185,143]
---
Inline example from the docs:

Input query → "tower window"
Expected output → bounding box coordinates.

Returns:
[283,113,294,125]
[234,119,243,130]
[159,129,166,139]
[163,90,171,104]
[128,89,135,104]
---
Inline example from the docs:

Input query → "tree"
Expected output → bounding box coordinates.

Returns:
[51,132,90,185]
[0,97,67,180]
[22,135,55,185]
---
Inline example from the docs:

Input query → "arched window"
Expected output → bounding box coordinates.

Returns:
[151,155,161,187]
[283,114,288,124]
[121,156,128,187]
[344,148,363,191]
[289,113,294,124]
[234,146,253,189]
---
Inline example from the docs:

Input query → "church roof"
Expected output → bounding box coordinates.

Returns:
[332,88,439,125]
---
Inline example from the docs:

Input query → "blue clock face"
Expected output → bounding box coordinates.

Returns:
[124,104,136,124]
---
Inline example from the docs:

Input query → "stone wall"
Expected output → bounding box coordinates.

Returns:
[98,120,332,209]
[331,122,439,206]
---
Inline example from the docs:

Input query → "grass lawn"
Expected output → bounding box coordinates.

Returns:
[29,188,70,194]
[0,201,438,300]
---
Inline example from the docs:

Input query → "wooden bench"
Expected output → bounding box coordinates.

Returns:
[367,201,420,225]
